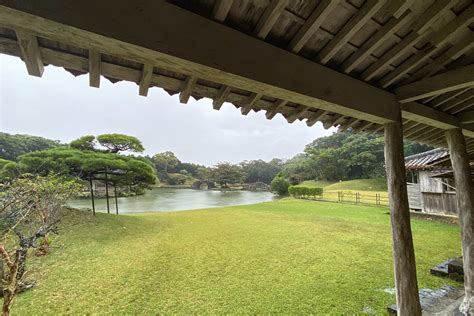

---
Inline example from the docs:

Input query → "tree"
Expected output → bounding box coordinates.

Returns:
[96,134,144,153]
[0,175,80,315]
[210,162,245,188]
[271,174,290,196]
[240,159,282,184]
[18,147,156,215]
[152,151,181,174]
[0,132,59,161]
[70,135,96,151]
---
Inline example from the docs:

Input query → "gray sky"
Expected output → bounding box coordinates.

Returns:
[0,54,333,166]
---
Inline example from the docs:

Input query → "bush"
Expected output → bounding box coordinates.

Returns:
[271,175,290,196]
[288,186,323,199]
[168,174,187,185]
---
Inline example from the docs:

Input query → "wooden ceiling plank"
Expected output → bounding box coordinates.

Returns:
[338,118,359,131]
[15,30,43,77]
[459,111,474,124]
[438,90,474,111]
[429,87,472,108]
[213,0,233,22]
[380,6,474,89]
[396,64,474,103]
[88,49,101,88]
[288,0,340,53]
[361,0,456,81]
[138,63,153,96]
[179,75,197,104]
[379,44,436,88]
[306,110,328,127]
[212,85,231,110]
[342,10,412,74]
[254,0,288,39]
[451,99,474,115]
[241,92,262,115]
[318,0,386,64]
[409,35,474,83]
[404,124,431,138]
[265,99,287,120]
[286,106,308,123]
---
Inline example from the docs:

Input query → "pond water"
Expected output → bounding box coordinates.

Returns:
[69,188,275,214]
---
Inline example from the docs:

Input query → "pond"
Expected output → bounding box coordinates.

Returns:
[69,188,275,214]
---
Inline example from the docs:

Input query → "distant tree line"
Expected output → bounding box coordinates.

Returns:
[0,130,433,194]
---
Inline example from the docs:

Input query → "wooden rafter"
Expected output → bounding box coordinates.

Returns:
[241,92,262,115]
[253,0,287,39]
[429,88,472,108]
[408,35,474,83]
[451,99,474,115]
[459,111,474,124]
[361,1,455,81]
[396,64,474,103]
[138,64,153,97]
[338,118,359,131]
[288,0,340,53]
[285,106,308,123]
[342,9,411,74]
[306,110,327,127]
[265,99,287,120]
[179,75,197,104]
[88,50,101,88]
[381,6,474,89]
[15,30,43,77]
[438,90,474,111]
[318,0,385,64]
[213,0,233,22]
[212,85,231,110]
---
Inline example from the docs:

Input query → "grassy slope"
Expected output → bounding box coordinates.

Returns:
[295,180,336,188]
[14,200,459,314]
[324,178,388,192]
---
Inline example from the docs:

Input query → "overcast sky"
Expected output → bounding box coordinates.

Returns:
[0,54,333,166]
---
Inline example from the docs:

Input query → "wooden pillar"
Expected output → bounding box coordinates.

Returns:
[445,128,474,315]
[384,120,422,315]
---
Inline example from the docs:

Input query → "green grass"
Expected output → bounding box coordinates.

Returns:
[13,200,460,314]
[325,178,388,192]
[295,180,336,188]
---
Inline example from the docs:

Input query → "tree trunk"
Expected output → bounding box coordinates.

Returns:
[114,184,119,215]
[89,175,95,216]
[446,128,474,315]
[384,120,422,315]
[105,174,110,214]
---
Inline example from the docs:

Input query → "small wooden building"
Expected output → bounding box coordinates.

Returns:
[405,149,473,215]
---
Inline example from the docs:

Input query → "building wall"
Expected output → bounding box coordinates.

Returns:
[422,192,457,215]
[419,171,444,193]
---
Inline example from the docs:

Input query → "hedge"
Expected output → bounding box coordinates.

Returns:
[288,186,323,198]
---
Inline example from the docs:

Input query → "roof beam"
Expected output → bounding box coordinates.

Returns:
[253,0,287,39]
[318,0,386,64]
[138,63,153,96]
[0,2,401,123]
[380,6,474,88]
[265,100,287,120]
[15,30,43,77]
[409,35,474,83]
[286,106,308,123]
[361,0,455,81]
[451,99,474,115]
[179,75,197,104]
[429,88,472,108]
[241,92,262,115]
[288,0,340,53]
[306,110,327,127]
[213,0,233,22]
[212,85,231,110]
[396,64,474,103]
[88,49,101,88]
[342,9,411,74]
[438,90,474,111]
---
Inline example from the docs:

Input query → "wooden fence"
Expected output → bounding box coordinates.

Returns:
[292,190,390,207]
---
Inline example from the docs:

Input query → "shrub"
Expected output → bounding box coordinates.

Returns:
[288,186,323,199]
[271,175,290,196]
[168,174,187,185]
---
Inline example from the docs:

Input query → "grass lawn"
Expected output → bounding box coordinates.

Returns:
[296,180,336,188]
[13,200,460,314]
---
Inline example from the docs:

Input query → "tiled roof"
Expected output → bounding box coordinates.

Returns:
[405,148,449,171]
